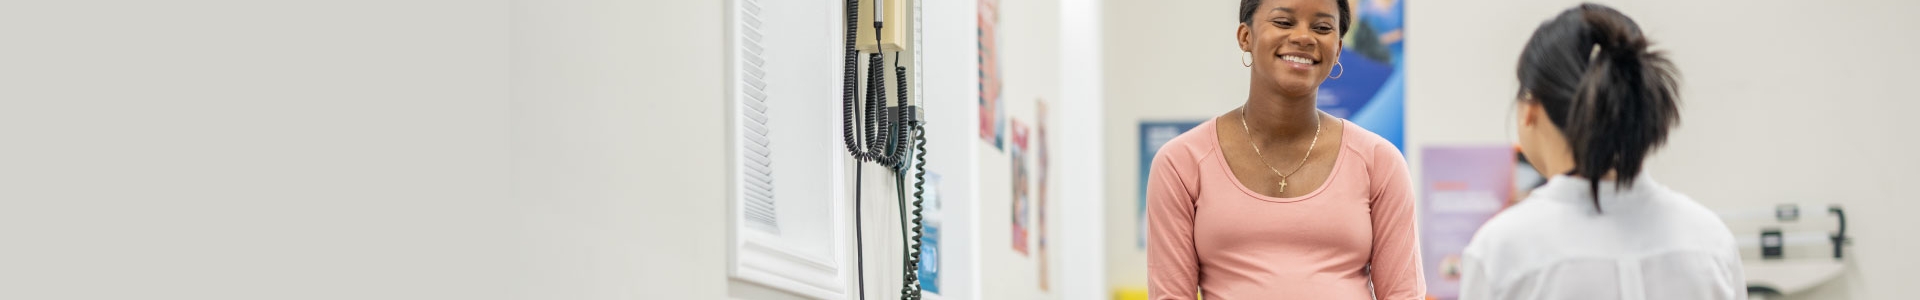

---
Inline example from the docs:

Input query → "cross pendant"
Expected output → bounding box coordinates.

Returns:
[1277,180,1288,193]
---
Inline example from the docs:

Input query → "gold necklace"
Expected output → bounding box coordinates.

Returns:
[1238,108,1321,193]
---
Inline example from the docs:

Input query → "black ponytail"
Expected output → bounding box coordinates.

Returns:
[1517,3,1680,213]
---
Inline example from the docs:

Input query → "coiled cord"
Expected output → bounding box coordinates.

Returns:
[892,50,924,300]
[846,51,902,166]
[887,123,924,300]
[901,123,927,300]
[841,0,867,164]
[838,1,923,298]
[840,1,880,299]
[867,52,886,152]
[893,64,911,164]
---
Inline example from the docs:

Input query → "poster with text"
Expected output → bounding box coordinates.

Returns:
[1010,120,1030,255]
[1137,121,1203,250]
[976,0,1004,150]
[1418,145,1514,300]
[1317,0,1405,150]
[1034,101,1050,291]
[918,173,943,294]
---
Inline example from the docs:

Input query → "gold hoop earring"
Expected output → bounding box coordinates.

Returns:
[1328,61,1344,79]
[1241,52,1252,67]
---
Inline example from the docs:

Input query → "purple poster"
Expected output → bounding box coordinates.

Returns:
[1419,146,1515,299]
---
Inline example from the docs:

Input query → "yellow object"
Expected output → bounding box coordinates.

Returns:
[1112,287,1147,300]
[854,0,906,52]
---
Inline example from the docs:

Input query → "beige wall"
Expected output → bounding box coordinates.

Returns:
[1,0,514,299]
[511,0,819,299]
[1,0,778,298]
[1104,0,1920,299]
[2,0,1099,298]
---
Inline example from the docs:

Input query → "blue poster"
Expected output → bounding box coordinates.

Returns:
[917,173,942,293]
[1317,0,1405,150]
[1138,121,1203,249]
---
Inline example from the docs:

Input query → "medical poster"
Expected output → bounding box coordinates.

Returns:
[1318,0,1405,150]
[918,173,943,294]
[1137,121,1203,250]
[1010,119,1030,255]
[976,0,1004,150]
[1035,101,1050,291]
[1418,145,1515,299]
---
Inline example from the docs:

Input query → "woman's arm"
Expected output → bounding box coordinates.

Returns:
[1367,143,1427,299]
[1146,151,1200,300]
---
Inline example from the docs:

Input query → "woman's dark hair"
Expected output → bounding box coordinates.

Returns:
[1517,3,1680,213]
[1240,0,1352,37]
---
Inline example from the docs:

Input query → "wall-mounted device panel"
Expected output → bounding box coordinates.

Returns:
[726,0,853,298]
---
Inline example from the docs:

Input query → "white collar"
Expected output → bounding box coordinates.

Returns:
[1530,174,1665,212]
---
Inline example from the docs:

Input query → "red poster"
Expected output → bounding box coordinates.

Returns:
[1009,119,1029,255]
[976,0,1003,150]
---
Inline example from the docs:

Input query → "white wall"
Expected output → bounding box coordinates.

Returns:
[0,1,514,299]
[509,0,817,299]
[1056,0,1112,298]
[921,0,984,297]
[1103,0,1920,299]
[0,0,1111,298]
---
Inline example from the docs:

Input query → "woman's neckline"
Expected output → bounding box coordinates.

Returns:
[1210,115,1351,203]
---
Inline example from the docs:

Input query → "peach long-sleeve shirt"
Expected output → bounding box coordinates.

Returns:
[1147,119,1425,300]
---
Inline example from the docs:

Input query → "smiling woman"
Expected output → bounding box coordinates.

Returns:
[1142,0,1427,299]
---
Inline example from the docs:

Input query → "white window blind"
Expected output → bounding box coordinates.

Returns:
[737,0,779,234]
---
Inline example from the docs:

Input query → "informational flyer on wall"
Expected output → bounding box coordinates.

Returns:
[1010,119,1030,255]
[1418,145,1515,300]
[918,173,942,294]
[976,0,1004,150]
[1318,0,1405,150]
[1137,121,1203,249]
[1034,101,1050,291]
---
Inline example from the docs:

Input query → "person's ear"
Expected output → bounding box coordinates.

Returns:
[1518,101,1540,127]
[1335,29,1345,50]
[1237,23,1253,52]
[1330,37,1342,61]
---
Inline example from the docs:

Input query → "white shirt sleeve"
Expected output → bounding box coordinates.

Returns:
[1459,253,1492,300]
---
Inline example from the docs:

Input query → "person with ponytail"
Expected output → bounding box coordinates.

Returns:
[1458,3,1745,299]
